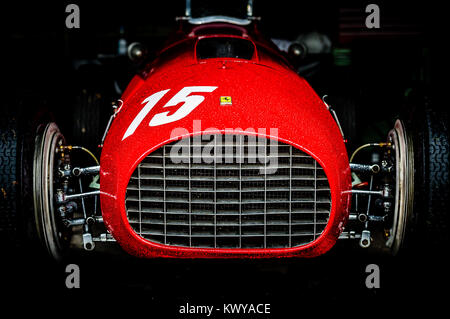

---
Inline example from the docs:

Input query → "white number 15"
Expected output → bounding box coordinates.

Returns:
[122,86,217,141]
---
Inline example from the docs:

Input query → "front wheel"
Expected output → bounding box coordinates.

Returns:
[33,123,71,260]
[382,109,448,254]
[384,119,414,255]
[347,107,448,256]
[0,105,71,260]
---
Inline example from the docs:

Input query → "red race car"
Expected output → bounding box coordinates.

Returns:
[1,0,448,261]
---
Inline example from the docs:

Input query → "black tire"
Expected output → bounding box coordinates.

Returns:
[0,99,58,257]
[409,108,449,247]
[0,109,21,249]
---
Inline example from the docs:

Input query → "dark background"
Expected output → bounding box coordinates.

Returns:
[2,0,446,147]
[1,0,448,316]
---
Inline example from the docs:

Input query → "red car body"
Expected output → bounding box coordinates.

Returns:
[100,22,352,258]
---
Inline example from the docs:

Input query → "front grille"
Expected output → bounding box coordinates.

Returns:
[125,134,331,249]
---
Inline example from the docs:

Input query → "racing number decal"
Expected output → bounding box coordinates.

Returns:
[122,89,170,140]
[122,86,217,141]
[149,86,217,126]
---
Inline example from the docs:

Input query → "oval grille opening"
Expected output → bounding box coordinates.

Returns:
[125,134,331,249]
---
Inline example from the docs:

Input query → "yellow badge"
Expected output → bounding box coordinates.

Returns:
[220,96,232,105]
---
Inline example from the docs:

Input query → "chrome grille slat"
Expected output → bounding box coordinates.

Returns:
[126,209,331,216]
[314,159,317,240]
[213,135,217,248]
[127,185,330,192]
[239,134,242,248]
[130,175,328,181]
[125,134,331,249]
[128,219,328,227]
[263,137,267,248]
[289,143,292,247]
[126,205,331,212]
[139,163,318,170]
[138,161,142,236]
[144,154,313,158]
[162,145,167,244]
[136,232,317,238]
[126,197,331,204]
[188,137,192,247]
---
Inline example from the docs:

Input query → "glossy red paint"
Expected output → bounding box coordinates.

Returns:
[100,22,351,258]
